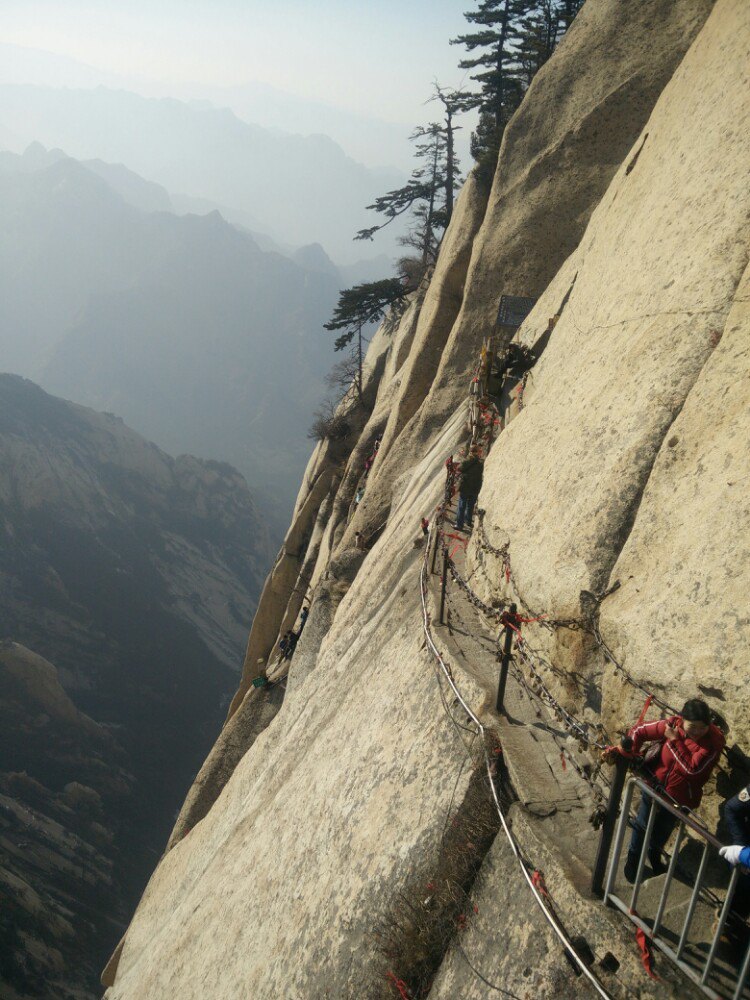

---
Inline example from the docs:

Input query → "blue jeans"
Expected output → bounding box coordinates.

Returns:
[627,795,677,865]
[456,494,476,530]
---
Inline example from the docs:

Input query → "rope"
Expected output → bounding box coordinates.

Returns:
[421,520,614,1000]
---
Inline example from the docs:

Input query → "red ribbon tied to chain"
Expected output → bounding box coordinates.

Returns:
[631,694,653,733]
[386,971,411,999]
[531,869,550,900]
[635,928,660,981]
[500,610,547,635]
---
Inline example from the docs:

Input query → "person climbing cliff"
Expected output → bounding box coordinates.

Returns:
[619,699,724,882]
[456,448,484,531]
[298,606,309,634]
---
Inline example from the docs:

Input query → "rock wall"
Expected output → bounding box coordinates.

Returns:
[474,0,750,760]
[349,0,714,543]
[105,2,750,997]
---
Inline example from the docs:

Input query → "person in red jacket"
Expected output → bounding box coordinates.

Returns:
[623,698,725,883]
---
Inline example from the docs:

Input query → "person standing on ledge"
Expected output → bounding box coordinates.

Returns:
[622,698,724,883]
[456,447,484,531]
[718,784,750,935]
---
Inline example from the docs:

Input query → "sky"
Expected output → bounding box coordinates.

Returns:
[2,1,478,167]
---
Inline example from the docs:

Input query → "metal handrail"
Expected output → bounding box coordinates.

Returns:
[627,777,725,850]
[603,777,750,1000]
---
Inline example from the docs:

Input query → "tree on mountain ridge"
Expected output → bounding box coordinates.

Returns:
[452,0,584,183]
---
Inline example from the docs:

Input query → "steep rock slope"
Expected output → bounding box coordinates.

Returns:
[0,375,268,994]
[105,2,749,998]
[349,0,714,542]
[474,0,749,752]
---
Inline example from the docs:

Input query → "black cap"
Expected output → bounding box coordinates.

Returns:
[681,698,711,724]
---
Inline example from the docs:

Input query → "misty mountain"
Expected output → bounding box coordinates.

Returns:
[0,83,405,262]
[0,140,173,213]
[0,373,269,997]
[0,41,419,173]
[0,149,348,511]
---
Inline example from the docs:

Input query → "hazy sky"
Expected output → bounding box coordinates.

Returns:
[3,1,474,127]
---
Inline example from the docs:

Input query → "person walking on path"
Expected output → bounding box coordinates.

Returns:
[456,448,484,531]
[281,629,298,661]
[620,698,724,882]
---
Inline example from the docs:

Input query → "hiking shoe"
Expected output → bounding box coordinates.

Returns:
[624,853,639,884]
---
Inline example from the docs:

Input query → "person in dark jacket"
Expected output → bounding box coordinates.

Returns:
[456,448,484,531]
[279,629,298,661]
[719,785,750,923]
[623,699,724,882]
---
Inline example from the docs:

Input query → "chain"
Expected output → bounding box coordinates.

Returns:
[447,556,510,620]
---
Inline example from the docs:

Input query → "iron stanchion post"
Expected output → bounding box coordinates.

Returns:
[591,736,633,898]
[439,548,449,625]
[495,603,517,714]
[430,524,440,575]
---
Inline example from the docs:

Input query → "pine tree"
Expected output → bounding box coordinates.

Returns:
[451,0,527,182]
[452,0,584,182]
[396,123,446,268]
[516,0,559,84]
[430,84,470,225]
[355,116,461,280]
[323,279,406,401]
[516,0,584,84]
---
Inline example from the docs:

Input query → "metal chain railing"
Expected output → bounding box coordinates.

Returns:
[420,518,615,1000]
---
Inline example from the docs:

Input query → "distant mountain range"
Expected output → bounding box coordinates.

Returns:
[0,143,391,516]
[0,41,419,173]
[0,83,405,262]
[0,373,270,998]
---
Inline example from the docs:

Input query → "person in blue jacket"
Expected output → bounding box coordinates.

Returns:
[720,784,750,924]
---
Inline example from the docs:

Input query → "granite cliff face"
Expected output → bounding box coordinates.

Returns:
[0,375,269,998]
[104,2,750,998]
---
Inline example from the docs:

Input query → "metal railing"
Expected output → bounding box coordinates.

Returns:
[604,777,750,1000]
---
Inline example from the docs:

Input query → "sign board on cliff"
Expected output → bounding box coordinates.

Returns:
[496,295,537,332]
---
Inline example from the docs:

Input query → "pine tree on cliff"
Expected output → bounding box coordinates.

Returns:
[323,279,406,402]
[451,0,526,182]
[452,0,583,182]
[516,0,585,85]
[354,109,462,280]
[395,123,450,269]
[429,83,471,224]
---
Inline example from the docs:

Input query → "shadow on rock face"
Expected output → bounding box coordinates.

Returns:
[329,548,367,585]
